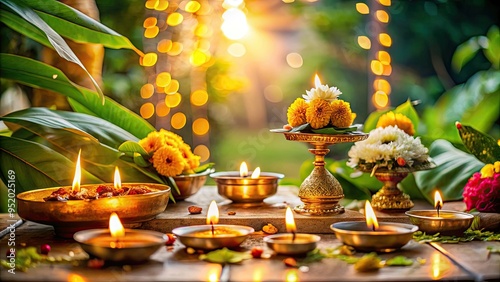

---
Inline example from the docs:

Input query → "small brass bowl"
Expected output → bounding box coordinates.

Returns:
[17,183,170,238]
[172,169,213,200]
[172,224,254,250]
[405,210,474,236]
[210,171,284,203]
[264,233,320,256]
[74,229,167,263]
[331,222,418,253]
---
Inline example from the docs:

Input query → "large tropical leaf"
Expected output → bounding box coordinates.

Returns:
[1,0,104,102]
[0,136,103,192]
[456,122,500,164]
[0,10,51,48]
[2,108,138,148]
[0,54,155,139]
[14,0,143,54]
[414,139,484,203]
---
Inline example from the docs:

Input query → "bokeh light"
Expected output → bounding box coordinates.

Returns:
[140,103,155,119]
[167,12,184,26]
[357,36,371,49]
[373,91,389,109]
[264,85,283,103]
[370,60,384,75]
[191,90,209,106]
[194,145,210,163]
[193,118,210,135]
[156,101,170,117]
[157,39,173,53]
[165,93,182,108]
[356,3,369,14]
[378,33,392,47]
[140,83,155,99]
[227,43,246,57]
[165,79,180,95]
[171,112,187,129]
[140,53,158,67]
[375,10,389,23]
[156,72,172,87]
[221,8,249,40]
[286,52,303,68]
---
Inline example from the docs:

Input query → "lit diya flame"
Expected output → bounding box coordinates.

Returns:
[434,191,443,217]
[114,166,121,191]
[109,212,125,240]
[285,206,297,241]
[239,162,249,177]
[365,201,379,231]
[207,200,219,236]
[314,73,322,88]
[251,167,261,179]
[71,150,82,193]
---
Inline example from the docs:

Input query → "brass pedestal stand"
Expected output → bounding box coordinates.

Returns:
[361,164,436,212]
[282,132,368,216]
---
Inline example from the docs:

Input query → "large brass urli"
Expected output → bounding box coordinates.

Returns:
[16,183,171,238]
[281,132,368,216]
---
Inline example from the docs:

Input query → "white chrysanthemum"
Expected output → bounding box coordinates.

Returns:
[302,85,342,102]
[347,126,429,170]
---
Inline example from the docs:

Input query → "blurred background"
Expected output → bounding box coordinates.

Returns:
[1,0,499,182]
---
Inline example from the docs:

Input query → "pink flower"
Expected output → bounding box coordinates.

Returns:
[463,172,500,213]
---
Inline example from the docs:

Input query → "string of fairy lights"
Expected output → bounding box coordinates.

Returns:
[356,0,392,110]
[137,0,391,162]
[138,0,249,163]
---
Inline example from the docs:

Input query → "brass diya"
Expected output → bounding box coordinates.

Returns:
[264,233,320,256]
[359,163,436,212]
[74,229,167,263]
[277,131,368,215]
[172,224,254,250]
[405,210,474,236]
[17,183,171,238]
[210,171,284,203]
[331,222,418,252]
[172,169,214,200]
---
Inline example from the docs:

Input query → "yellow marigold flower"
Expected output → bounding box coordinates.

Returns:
[159,129,184,147]
[139,131,163,153]
[151,145,186,177]
[480,163,495,178]
[287,98,308,127]
[494,161,500,173]
[376,112,415,136]
[306,99,332,129]
[330,100,353,128]
[178,143,201,171]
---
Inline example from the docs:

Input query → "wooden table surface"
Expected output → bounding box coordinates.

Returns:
[1,186,499,282]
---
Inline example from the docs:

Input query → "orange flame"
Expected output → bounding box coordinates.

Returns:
[239,162,248,177]
[314,73,322,88]
[109,212,125,238]
[434,191,443,210]
[207,200,219,225]
[285,206,296,233]
[114,166,121,190]
[71,150,82,193]
[365,201,379,231]
[251,167,261,178]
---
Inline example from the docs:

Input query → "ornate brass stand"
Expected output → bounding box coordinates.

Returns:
[361,164,436,212]
[282,132,368,215]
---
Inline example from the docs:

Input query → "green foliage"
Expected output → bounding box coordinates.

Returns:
[414,139,484,202]
[457,122,500,164]
[452,25,499,72]
[198,248,252,264]
[0,54,155,139]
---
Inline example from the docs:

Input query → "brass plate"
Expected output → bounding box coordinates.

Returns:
[282,131,368,145]
[172,169,213,200]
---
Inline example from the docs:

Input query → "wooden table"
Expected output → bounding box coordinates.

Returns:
[1,186,499,282]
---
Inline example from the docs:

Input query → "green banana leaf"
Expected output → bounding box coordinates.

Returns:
[363,99,420,133]
[0,9,51,48]
[0,54,155,139]
[414,139,484,203]
[2,108,139,148]
[0,136,103,192]
[1,0,104,101]
[13,0,143,54]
